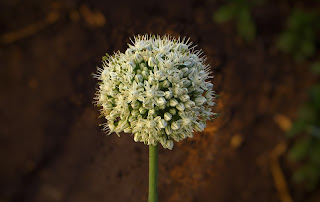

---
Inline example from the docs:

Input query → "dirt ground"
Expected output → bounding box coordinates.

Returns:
[0,0,318,201]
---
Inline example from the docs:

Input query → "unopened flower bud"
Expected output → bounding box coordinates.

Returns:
[172,73,180,82]
[131,101,141,109]
[135,52,143,63]
[140,63,146,69]
[166,140,174,150]
[148,57,157,67]
[109,110,119,118]
[207,100,216,107]
[141,133,148,142]
[194,96,206,106]
[148,109,155,115]
[154,71,163,80]
[131,110,140,117]
[194,121,204,132]
[99,94,108,103]
[142,66,149,71]
[179,94,190,102]
[171,133,180,141]
[154,116,161,122]
[109,72,118,79]
[142,70,149,80]
[169,98,179,107]
[164,112,172,121]
[139,107,147,114]
[182,79,191,87]
[184,59,194,67]
[176,102,185,111]
[186,132,193,138]
[157,97,167,106]
[104,102,113,110]
[135,74,143,83]
[118,120,129,131]
[193,89,204,95]
[159,104,166,110]
[125,48,133,55]
[160,80,170,88]
[124,127,131,133]
[164,91,173,100]
[101,69,109,80]
[177,43,188,51]
[128,116,136,123]
[181,67,189,77]
[158,119,167,129]
[149,137,156,146]
[169,108,177,115]
[184,100,195,109]
[179,133,187,139]
[165,126,173,135]
[134,132,141,142]
[171,121,180,130]
[205,82,213,89]
[128,61,136,69]
[181,88,188,94]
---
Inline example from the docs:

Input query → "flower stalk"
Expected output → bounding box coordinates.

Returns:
[148,144,158,202]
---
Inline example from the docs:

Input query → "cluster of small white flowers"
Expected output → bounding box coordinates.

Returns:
[94,35,217,150]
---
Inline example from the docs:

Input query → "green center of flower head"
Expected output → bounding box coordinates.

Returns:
[95,35,217,150]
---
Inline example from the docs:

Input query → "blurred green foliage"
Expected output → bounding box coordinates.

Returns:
[278,9,319,62]
[285,10,320,191]
[213,0,320,191]
[288,83,320,190]
[311,61,320,74]
[213,0,262,42]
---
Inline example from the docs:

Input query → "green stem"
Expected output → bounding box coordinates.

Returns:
[148,144,158,202]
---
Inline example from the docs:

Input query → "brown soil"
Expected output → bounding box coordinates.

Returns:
[0,0,318,202]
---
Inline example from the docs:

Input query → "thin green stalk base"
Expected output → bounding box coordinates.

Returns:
[148,145,158,202]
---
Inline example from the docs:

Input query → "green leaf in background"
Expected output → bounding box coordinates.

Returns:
[213,4,236,23]
[275,6,320,193]
[212,0,320,192]
[298,105,317,124]
[277,9,319,62]
[309,84,320,110]
[310,126,320,139]
[288,136,311,161]
[237,6,255,42]
[293,163,320,190]
[287,119,308,137]
[288,83,320,190]
[300,40,315,60]
[310,140,320,163]
[278,32,296,52]
[213,0,258,43]
[311,61,320,75]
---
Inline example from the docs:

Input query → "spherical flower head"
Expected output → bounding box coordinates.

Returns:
[94,35,218,150]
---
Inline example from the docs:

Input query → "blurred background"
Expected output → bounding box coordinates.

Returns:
[0,0,319,201]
